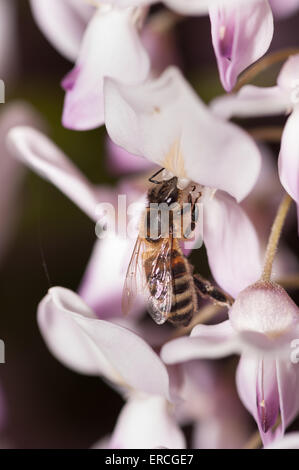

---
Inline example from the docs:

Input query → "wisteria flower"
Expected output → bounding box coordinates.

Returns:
[30,0,274,129]
[105,0,274,91]
[5,126,146,319]
[38,286,185,449]
[31,1,150,130]
[7,125,262,304]
[161,280,299,445]
[104,66,261,202]
[209,0,273,91]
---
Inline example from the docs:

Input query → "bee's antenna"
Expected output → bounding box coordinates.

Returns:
[149,168,165,184]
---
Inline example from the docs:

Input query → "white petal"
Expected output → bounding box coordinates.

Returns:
[277,53,299,96]
[211,86,290,120]
[62,7,150,130]
[30,0,92,61]
[6,126,100,221]
[266,432,299,449]
[38,287,170,397]
[236,355,281,446]
[210,0,273,91]
[161,321,237,364]
[105,66,261,202]
[108,395,186,449]
[203,191,262,298]
[278,109,299,204]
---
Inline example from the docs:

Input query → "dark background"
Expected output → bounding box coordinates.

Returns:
[0,1,299,449]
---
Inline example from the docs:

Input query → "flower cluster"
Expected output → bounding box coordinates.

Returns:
[2,0,299,449]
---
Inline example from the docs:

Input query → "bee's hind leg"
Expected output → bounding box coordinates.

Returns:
[193,274,234,308]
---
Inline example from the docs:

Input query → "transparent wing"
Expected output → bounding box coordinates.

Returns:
[146,237,174,325]
[122,236,146,316]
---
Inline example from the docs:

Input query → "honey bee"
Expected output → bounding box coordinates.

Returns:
[122,169,232,326]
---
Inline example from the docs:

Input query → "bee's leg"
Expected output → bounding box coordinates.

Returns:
[182,193,201,239]
[149,168,165,184]
[193,273,234,308]
[190,192,201,231]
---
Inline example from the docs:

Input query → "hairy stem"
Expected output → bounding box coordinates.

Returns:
[261,193,293,282]
[277,274,299,290]
[234,48,299,92]
[247,126,283,143]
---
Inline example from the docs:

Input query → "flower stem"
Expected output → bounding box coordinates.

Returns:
[261,193,293,282]
[277,274,299,290]
[234,47,299,92]
[247,126,283,143]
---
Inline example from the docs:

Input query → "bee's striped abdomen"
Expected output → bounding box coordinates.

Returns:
[168,250,195,326]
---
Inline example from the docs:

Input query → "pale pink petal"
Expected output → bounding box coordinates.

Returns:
[62,7,150,130]
[203,191,262,299]
[38,287,170,398]
[107,395,185,449]
[104,66,261,202]
[270,0,299,19]
[210,0,273,91]
[256,358,280,434]
[161,321,237,364]
[277,54,299,95]
[30,0,92,62]
[38,287,109,377]
[229,282,299,337]
[211,85,290,120]
[236,356,281,446]
[6,126,100,221]
[266,432,299,449]
[278,109,299,204]
[276,359,299,436]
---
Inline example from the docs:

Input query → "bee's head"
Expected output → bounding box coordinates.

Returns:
[148,177,179,205]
